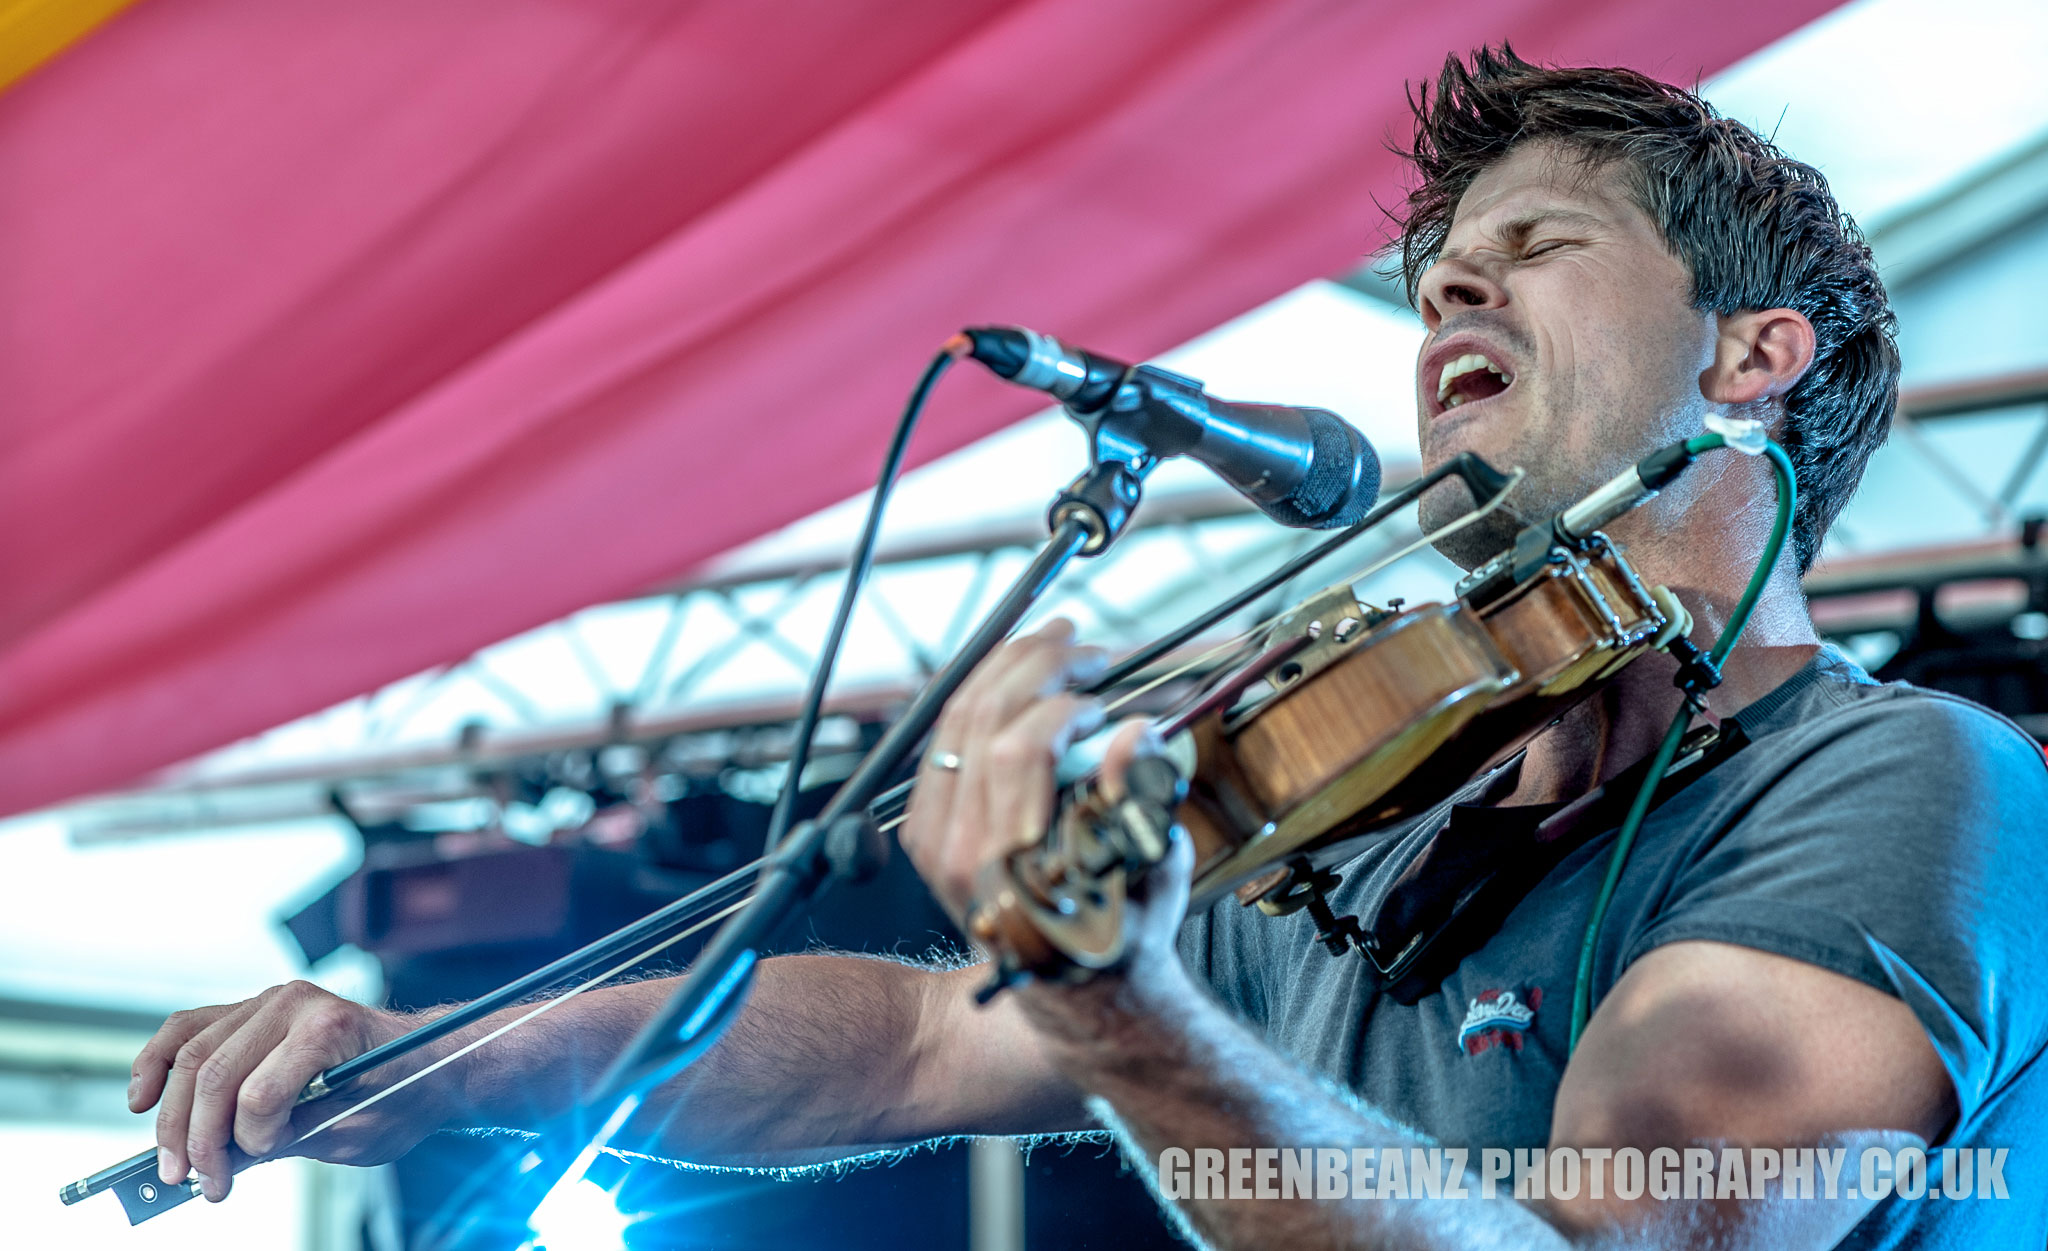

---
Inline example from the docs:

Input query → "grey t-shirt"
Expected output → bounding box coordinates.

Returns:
[1178,646,2048,1248]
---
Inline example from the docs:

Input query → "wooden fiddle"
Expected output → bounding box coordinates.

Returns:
[968,529,1682,992]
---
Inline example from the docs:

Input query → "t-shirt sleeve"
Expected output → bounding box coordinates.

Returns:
[1624,692,2048,1134]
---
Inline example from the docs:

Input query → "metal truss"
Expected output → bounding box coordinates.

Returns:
[62,484,1437,842]
[1838,369,2048,547]
[55,369,2048,844]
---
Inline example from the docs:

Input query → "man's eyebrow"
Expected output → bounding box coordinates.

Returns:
[1439,209,1610,260]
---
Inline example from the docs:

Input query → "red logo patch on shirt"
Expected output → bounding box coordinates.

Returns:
[1457,985,1541,1056]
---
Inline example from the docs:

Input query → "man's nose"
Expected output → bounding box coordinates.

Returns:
[1417,257,1507,329]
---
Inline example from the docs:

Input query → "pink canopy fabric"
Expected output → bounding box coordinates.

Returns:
[0,0,1837,815]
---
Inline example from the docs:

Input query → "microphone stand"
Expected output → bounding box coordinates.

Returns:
[522,458,1151,1207]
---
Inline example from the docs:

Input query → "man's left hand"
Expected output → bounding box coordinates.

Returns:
[897,618,1196,1035]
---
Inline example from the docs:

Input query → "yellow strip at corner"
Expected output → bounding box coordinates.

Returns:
[0,0,149,96]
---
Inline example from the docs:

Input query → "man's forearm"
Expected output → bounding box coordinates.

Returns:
[450,953,957,1165]
[1028,965,1571,1251]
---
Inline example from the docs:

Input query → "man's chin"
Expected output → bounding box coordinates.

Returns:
[1420,416,1510,472]
[1415,475,1526,573]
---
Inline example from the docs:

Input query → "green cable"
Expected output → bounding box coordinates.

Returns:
[1565,433,1797,1051]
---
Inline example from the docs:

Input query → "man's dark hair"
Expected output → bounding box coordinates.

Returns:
[1396,45,1898,573]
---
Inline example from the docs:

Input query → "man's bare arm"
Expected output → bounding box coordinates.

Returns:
[464,953,1088,1162]
[1542,940,1954,1237]
[129,952,1085,1202]
[1023,957,1571,1251]
[1013,938,1951,1251]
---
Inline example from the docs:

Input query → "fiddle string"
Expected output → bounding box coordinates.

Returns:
[280,891,757,1159]
[863,467,1527,837]
[1317,464,1526,612]
[1094,467,1527,719]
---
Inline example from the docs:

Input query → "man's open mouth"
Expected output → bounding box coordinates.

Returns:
[1435,352,1513,411]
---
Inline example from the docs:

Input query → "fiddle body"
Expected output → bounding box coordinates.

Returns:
[969,533,1676,991]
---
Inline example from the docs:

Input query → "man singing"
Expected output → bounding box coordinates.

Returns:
[127,47,2047,1249]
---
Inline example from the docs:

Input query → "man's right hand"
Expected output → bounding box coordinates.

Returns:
[127,950,1090,1201]
[129,980,462,1202]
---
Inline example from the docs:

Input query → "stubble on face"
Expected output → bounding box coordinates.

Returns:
[1409,143,1714,571]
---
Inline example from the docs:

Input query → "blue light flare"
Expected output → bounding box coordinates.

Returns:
[523,1176,632,1251]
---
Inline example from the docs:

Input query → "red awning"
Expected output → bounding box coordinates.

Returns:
[0,0,1838,814]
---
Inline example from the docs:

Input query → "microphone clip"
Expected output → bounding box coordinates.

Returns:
[1049,459,1148,556]
[1061,363,1208,473]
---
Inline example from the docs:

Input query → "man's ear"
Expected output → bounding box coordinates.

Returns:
[1701,308,1815,408]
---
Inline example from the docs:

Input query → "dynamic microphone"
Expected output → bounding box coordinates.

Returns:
[958,325,1381,530]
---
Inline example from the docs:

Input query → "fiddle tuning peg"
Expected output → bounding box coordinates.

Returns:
[1107,755,1186,867]
[1123,754,1187,810]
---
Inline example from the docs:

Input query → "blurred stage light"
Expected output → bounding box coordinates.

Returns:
[524,1176,631,1251]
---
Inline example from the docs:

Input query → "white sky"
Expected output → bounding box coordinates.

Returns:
[1706,0,2048,222]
